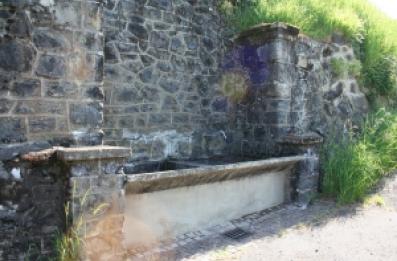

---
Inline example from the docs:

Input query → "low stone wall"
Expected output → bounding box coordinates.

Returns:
[0,145,130,259]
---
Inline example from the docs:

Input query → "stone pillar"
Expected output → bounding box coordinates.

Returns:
[233,23,300,157]
[278,133,323,207]
[57,146,130,259]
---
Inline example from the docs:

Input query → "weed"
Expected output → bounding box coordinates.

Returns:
[55,186,110,260]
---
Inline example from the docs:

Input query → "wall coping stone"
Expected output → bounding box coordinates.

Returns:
[234,22,300,44]
[18,146,131,163]
[57,146,131,162]
[0,141,52,161]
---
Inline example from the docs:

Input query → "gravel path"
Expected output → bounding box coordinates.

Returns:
[129,173,397,261]
[178,174,397,261]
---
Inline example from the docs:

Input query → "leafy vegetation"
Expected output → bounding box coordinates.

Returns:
[322,109,397,203]
[330,58,362,79]
[221,0,397,103]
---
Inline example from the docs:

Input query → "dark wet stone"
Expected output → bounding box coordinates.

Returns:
[0,98,13,114]
[84,85,104,100]
[28,117,56,133]
[33,29,70,50]
[162,96,179,112]
[160,79,180,93]
[115,87,142,103]
[0,40,35,72]
[9,11,32,38]
[104,43,118,63]
[139,68,153,83]
[11,79,41,97]
[0,117,26,144]
[127,23,148,41]
[211,97,228,112]
[45,81,78,98]
[70,103,103,127]
[36,55,66,79]
[151,31,169,50]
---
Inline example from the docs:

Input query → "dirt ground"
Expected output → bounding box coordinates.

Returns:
[175,173,397,261]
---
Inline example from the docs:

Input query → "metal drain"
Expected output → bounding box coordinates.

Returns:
[222,227,252,240]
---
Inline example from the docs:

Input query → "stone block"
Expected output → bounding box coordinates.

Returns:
[53,1,82,28]
[69,102,103,127]
[114,87,143,104]
[0,141,51,161]
[33,29,70,51]
[0,117,26,144]
[127,23,148,41]
[159,79,180,93]
[8,11,32,38]
[0,98,13,114]
[36,54,66,79]
[0,40,35,72]
[83,85,104,100]
[263,112,289,125]
[11,78,41,97]
[44,80,78,98]
[14,100,66,115]
[148,114,171,128]
[162,96,179,112]
[28,117,56,133]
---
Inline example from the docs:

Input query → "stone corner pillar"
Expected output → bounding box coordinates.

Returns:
[57,145,131,258]
[278,132,323,208]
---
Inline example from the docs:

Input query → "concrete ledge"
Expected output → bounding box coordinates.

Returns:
[126,156,305,194]
[57,146,131,162]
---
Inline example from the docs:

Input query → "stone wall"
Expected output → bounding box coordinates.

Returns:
[221,23,368,158]
[102,0,231,165]
[0,145,129,259]
[0,0,104,147]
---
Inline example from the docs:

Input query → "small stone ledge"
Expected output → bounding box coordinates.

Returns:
[57,146,131,162]
[277,132,324,146]
[235,22,300,44]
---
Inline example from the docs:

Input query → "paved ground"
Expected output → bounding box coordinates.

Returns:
[129,173,397,261]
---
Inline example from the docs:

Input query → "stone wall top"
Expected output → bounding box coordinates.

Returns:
[234,22,300,45]
[57,145,131,161]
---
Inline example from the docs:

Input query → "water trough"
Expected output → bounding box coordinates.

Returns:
[123,156,306,246]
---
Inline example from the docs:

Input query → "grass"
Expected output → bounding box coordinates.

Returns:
[221,0,397,103]
[55,186,110,261]
[322,109,397,204]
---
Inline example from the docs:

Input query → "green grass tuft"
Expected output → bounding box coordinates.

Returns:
[322,109,397,203]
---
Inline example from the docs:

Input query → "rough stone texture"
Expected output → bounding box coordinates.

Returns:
[102,0,231,163]
[0,159,66,260]
[0,0,104,147]
[0,145,129,260]
[224,23,368,158]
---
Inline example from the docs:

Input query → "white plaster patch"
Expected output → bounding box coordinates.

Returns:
[40,0,54,7]
[123,130,192,158]
[11,168,21,180]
